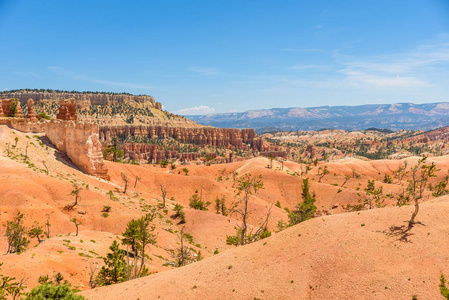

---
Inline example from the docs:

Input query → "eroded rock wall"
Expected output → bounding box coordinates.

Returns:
[99,125,263,151]
[44,121,109,180]
[6,119,109,180]
[122,143,202,162]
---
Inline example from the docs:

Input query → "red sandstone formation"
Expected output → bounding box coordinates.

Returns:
[0,97,3,117]
[26,99,38,123]
[99,125,263,151]
[305,144,315,159]
[43,121,109,179]
[407,126,449,143]
[1,99,24,118]
[122,143,202,163]
[260,151,287,158]
[6,117,109,180]
[57,99,77,121]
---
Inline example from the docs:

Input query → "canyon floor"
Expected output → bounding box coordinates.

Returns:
[1,124,449,299]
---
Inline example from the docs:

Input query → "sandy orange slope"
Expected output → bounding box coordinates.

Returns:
[82,196,449,300]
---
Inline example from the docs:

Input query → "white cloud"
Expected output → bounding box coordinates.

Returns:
[340,69,429,88]
[176,105,215,115]
[280,48,326,53]
[337,40,449,88]
[189,67,221,76]
[288,64,330,71]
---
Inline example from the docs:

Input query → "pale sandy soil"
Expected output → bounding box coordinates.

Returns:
[82,196,449,300]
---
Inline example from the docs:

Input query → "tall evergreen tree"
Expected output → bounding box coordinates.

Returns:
[288,178,317,225]
[96,240,127,286]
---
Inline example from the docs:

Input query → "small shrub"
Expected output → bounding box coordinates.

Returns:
[189,194,210,211]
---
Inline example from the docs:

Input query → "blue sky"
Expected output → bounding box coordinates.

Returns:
[0,0,448,114]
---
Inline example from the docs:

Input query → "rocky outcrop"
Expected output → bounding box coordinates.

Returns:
[56,99,78,121]
[44,121,109,180]
[5,118,110,180]
[1,99,23,118]
[122,143,205,162]
[1,91,157,109]
[99,125,263,151]
[26,99,38,123]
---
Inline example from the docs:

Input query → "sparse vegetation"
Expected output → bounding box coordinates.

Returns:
[227,174,271,246]
[4,212,29,254]
[70,218,82,236]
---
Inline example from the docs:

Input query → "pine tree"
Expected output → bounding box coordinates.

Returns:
[96,240,127,286]
[288,178,317,225]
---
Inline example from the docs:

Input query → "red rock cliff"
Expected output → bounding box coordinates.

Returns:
[99,125,263,151]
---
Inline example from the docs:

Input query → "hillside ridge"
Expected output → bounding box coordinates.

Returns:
[187,102,449,132]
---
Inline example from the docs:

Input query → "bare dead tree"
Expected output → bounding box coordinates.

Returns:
[179,227,186,267]
[45,213,51,238]
[341,174,351,187]
[229,173,264,245]
[89,262,98,288]
[42,160,49,175]
[134,176,141,188]
[160,184,167,208]
[121,172,130,194]
[24,142,29,161]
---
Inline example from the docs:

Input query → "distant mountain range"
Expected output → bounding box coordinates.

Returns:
[186,102,449,133]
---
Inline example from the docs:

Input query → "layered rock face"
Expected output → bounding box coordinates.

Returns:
[56,99,78,121]
[44,121,110,180]
[1,91,158,109]
[99,125,263,151]
[122,143,201,162]
[1,98,24,118]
